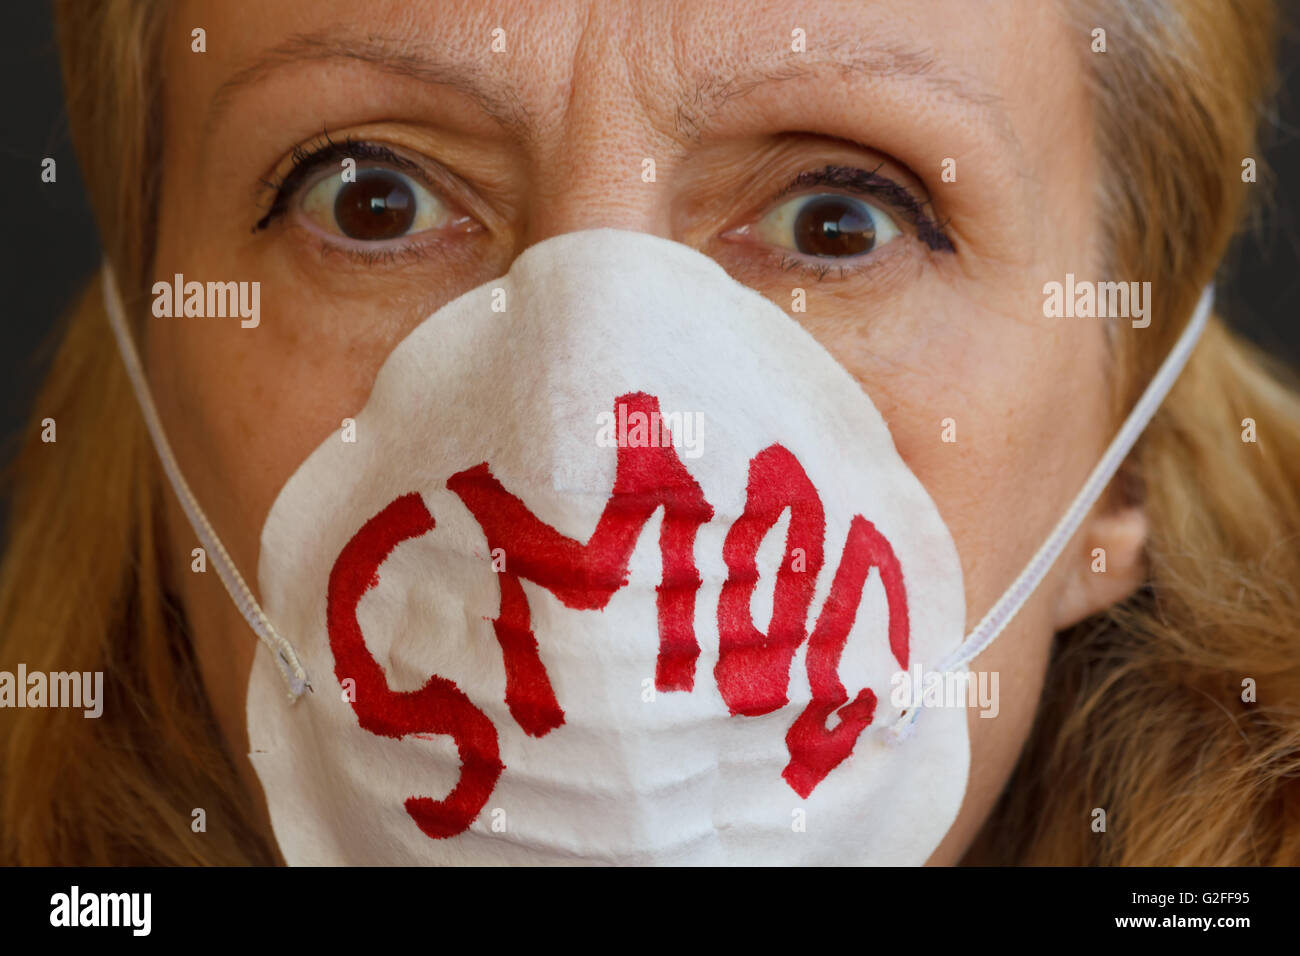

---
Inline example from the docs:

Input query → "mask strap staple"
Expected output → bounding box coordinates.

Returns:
[100,262,309,701]
[886,282,1215,741]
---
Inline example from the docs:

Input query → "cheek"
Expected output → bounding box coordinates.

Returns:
[807,281,1112,630]
[146,258,421,587]
[798,279,1112,862]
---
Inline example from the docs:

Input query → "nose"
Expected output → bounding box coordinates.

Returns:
[521,167,672,248]
[517,27,679,249]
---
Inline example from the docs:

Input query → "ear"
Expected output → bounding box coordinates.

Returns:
[1051,505,1148,630]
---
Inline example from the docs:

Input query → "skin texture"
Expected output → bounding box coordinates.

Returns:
[150,0,1148,863]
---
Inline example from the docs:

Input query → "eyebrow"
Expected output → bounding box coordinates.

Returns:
[207,29,1003,148]
[674,38,1001,143]
[208,30,534,141]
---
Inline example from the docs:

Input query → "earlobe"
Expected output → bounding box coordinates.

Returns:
[1052,505,1149,629]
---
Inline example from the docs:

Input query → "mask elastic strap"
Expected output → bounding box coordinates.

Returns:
[100,263,309,701]
[886,282,1215,743]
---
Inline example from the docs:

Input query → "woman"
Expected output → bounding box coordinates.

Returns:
[1,0,1297,865]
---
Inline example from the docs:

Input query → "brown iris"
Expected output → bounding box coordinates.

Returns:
[333,169,417,240]
[792,195,876,257]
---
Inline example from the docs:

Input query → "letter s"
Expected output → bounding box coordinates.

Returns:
[327,492,503,839]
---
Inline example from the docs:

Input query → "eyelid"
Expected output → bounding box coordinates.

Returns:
[254,134,467,233]
[736,190,902,256]
[295,158,438,210]
[776,165,953,253]
[723,163,953,264]
[298,164,462,242]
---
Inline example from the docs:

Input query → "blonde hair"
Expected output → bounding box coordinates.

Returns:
[0,0,273,865]
[2,0,1297,864]
[975,0,1300,864]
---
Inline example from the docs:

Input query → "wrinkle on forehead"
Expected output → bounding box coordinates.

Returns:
[201,14,1019,154]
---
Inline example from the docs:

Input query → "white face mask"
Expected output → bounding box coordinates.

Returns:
[103,229,1212,865]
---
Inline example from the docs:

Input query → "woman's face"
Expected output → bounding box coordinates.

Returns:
[151,0,1148,862]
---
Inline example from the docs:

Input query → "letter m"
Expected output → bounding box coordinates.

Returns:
[206,280,238,318]
[1096,281,1129,318]
[447,392,715,737]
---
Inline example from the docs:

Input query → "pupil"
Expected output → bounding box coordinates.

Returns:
[334,169,416,240]
[793,196,876,257]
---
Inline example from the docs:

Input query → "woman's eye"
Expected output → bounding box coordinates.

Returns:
[299,166,459,241]
[751,192,901,258]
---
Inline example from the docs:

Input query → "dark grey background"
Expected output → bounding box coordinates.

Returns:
[2,1,1297,472]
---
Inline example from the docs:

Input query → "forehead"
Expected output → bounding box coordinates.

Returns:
[172,0,1075,161]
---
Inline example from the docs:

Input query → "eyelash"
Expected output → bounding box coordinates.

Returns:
[776,164,954,254]
[748,164,953,283]
[254,131,427,233]
[254,135,955,272]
